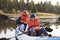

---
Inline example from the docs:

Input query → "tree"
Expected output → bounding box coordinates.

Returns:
[55,3,60,14]
[31,5,37,13]
[0,0,2,9]
[25,0,31,11]
[19,0,25,11]
[26,0,29,3]
[36,1,43,12]
[30,0,37,13]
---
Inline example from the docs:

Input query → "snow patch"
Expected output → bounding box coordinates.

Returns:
[0,29,15,40]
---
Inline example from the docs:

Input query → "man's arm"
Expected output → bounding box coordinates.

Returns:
[16,17,21,24]
[25,24,29,32]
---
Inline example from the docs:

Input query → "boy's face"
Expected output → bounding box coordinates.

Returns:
[31,17,35,21]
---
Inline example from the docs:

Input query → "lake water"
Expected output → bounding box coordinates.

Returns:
[0,25,60,40]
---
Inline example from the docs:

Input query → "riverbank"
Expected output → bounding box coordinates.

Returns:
[2,12,60,19]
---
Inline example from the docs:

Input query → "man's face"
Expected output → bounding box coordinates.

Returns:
[31,17,35,21]
[23,11,26,15]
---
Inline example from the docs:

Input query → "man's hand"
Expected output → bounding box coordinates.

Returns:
[24,30,28,33]
[40,24,44,27]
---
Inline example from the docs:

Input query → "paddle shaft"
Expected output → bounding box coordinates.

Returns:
[8,32,24,40]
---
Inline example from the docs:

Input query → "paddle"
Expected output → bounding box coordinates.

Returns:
[8,32,25,40]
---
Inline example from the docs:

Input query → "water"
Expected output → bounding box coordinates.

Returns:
[48,24,60,37]
[0,25,60,40]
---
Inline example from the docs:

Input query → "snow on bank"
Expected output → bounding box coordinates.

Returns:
[48,24,60,37]
[0,29,15,40]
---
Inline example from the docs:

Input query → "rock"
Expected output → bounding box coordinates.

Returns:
[58,17,60,21]
[0,14,16,32]
[0,14,9,20]
[55,17,60,25]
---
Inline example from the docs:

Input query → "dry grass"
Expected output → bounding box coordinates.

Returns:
[2,12,60,18]
[0,10,4,14]
[36,12,60,18]
[37,12,60,16]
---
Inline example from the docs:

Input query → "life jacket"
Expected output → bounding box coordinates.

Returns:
[20,12,30,23]
[26,18,40,30]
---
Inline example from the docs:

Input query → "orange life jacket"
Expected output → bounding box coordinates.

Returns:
[26,18,40,30]
[20,12,30,23]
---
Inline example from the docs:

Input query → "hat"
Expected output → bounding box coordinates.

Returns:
[30,14,36,18]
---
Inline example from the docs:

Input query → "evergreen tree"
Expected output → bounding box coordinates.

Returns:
[19,0,25,11]
[30,0,37,13]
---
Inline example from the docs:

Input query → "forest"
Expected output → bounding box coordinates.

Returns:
[0,0,60,14]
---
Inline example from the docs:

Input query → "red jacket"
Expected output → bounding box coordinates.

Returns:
[26,18,40,30]
[20,12,30,23]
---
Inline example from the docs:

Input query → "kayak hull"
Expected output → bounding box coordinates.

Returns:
[17,34,60,40]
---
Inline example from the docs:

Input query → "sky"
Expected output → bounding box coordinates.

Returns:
[33,0,60,5]
[23,0,60,5]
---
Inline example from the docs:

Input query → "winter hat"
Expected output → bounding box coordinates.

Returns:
[30,14,36,18]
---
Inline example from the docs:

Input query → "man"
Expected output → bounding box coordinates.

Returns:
[26,14,48,36]
[16,10,30,24]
